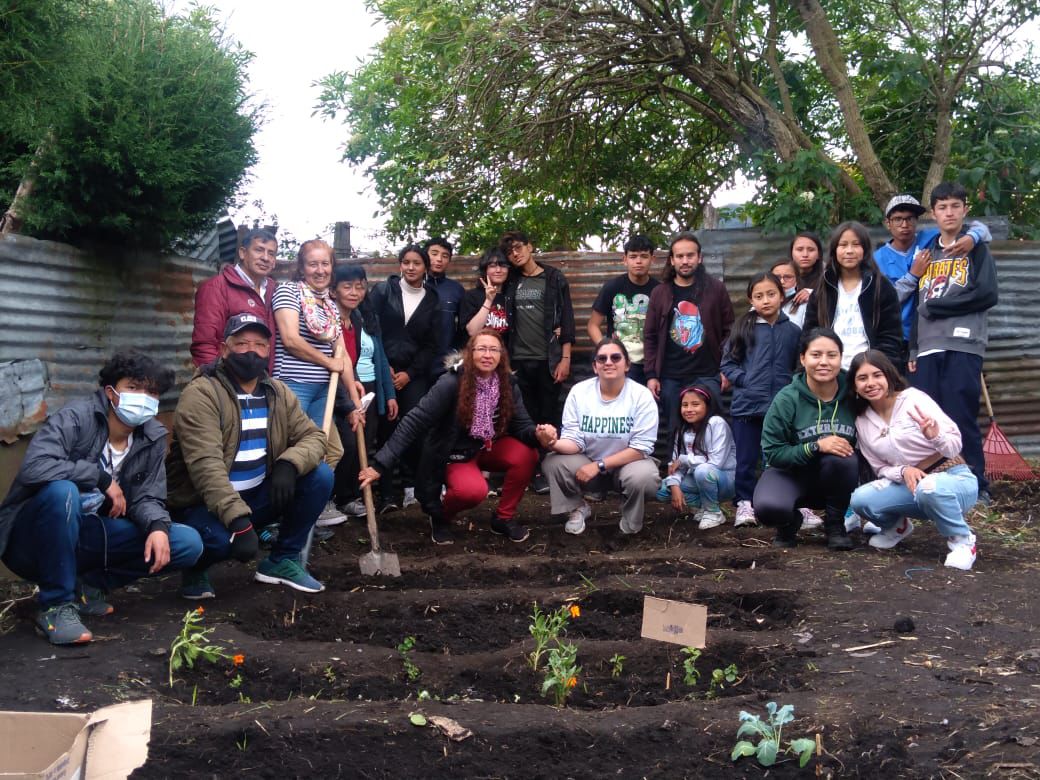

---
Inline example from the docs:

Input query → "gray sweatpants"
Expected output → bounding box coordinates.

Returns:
[543,452,660,533]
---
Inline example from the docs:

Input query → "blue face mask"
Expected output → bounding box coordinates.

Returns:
[784,286,796,299]
[108,388,159,427]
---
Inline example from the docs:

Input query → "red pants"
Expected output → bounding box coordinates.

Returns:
[442,436,538,521]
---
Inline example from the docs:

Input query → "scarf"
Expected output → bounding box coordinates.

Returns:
[469,373,500,446]
[297,281,341,343]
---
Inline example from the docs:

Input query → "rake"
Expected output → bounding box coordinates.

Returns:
[980,374,1035,482]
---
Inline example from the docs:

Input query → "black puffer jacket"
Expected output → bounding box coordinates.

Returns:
[802,268,903,366]
[372,364,539,512]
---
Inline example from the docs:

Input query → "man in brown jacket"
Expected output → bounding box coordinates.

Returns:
[166,314,333,598]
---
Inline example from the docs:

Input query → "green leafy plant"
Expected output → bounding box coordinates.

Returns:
[541,642,581,708]
[169,607,230,687]
[680,647,702,687]
[397,636,422,682]
[228,673,243,690]
[528,602,572,671]
[708,664,740,698]
[609,653,626,679]
[731,702,816,768]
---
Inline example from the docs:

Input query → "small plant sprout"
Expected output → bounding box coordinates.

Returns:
[680,646,702,687]
[228,673,243,690]
[528,602,571,671]
[397,636,422,682]
[169,607,231,687]
[731,702,816,768]
[708,664,739,698]
[541,642,581,708]
[609,653,626,679]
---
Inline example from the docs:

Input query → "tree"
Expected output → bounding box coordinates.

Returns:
[319,0,1038,246]
[0,0,259,250]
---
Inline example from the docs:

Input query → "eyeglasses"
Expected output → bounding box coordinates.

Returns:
[473,346,502,354]
[485,261,510,268]
[595,352,625,364]
[774,273,796,281]
[887,215,918,226]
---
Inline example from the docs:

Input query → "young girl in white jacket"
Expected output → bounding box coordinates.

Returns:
[655,383,736,530]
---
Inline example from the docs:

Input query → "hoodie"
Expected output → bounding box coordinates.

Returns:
[761,371,857,469]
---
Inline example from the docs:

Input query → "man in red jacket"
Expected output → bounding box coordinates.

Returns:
[191,229,278,368]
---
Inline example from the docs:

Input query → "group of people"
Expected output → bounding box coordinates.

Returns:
[0,181,998,647]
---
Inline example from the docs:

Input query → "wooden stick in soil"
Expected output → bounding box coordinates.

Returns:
[356,422,400,577]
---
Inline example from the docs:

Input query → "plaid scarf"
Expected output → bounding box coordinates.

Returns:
[469,373,500,446]
[297,281,341,343]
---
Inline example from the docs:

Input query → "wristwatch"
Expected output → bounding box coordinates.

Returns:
[597,459,607,474]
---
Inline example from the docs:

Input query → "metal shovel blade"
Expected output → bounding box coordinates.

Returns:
[359,549,401,577]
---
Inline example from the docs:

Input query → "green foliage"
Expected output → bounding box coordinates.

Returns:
[708,664,740,699]
[1,0,259,249]
[527,602,571,671]
[168,607,230,687]
[731,702,816,768]
[609,653,625,679]
[396,636,422,682]
[540,641,580,708]
[680,646,701,687]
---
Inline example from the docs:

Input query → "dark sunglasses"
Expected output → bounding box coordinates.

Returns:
[595,352,625,364]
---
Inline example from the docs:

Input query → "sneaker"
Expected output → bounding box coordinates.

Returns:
[379,500,400,515]
[312,525,335,542]
[430,516,454,545]
[532,473,550,495]
[944,533,977,571]
[976,490,992,507]
[565,503,591,535]
[490,516,530,542]
[180,570,216,600]
[868,519,914,549]
[316,501,348,527]
[827,532,854,551]
[734,501,758,528]
[862,520,882,535]
[697,510,727,530]
[843,508,862,533]
[36,603,92,645]
[257,523,279,549]
[76,581,114,616]
[403,487,419,508]
[255,557,325,593]
[584,490,607,502]
[772,532,798,549]
[799,508,824,530]
[340,499,367,517]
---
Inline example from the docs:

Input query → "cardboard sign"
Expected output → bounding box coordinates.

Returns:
[640,596,707,648]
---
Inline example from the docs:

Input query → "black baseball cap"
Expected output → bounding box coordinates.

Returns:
[224,313,272,338]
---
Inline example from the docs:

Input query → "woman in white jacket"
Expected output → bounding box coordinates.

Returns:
[848,350,978,570]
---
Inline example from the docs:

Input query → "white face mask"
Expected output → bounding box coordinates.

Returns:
[108,388,159,427]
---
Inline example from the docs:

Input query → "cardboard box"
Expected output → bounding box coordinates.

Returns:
[640,595,708,648]
[0,699,151,780]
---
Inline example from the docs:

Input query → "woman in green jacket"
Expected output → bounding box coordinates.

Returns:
[754,327,859,551]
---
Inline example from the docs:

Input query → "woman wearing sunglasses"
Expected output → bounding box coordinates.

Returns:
[543,337,661,535]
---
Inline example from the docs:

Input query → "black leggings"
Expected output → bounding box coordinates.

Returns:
[753,454,858,534]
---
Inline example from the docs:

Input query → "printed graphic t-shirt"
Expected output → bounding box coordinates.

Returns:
[592,275,660,365]
[662,282,717,380]
[512,273,547,361]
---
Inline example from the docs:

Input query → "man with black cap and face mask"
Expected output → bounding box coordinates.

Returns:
[166,313,333,599]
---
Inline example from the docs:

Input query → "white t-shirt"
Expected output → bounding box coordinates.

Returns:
[400,278,426,324]
[560,377,659,461]
[833,280,867,369]
[101,434,134,480]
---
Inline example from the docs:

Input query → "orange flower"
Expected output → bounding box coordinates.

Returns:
[569,604,581,619]
[233,654,245,666]
[195,606,205,615]
[566,676,578,688]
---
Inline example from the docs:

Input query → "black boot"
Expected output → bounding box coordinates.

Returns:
[429,514,454,545]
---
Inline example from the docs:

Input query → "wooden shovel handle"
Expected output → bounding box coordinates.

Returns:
[980,372,994,420]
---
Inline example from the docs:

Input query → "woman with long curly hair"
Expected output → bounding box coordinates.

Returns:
[360,330,558,545]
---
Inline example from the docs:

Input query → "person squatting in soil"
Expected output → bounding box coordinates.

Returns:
[654,383,736,531]
[543,337,661,536]
[0,352,203,645]
[165,314,333,600]
[359,329,558,545]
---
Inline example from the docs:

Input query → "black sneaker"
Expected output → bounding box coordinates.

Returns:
[827,532,854,551]
[532,473,550,495]
[379,500,401,515]
[312,525,336,543]
[490,516,530,543]
[430,516,454,545]
[772,533,798,549]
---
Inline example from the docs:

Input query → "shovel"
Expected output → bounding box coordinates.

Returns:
[355,395,401,577]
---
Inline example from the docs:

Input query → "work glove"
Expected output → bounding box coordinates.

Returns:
[228,515,258,562]
[269,460,298,515]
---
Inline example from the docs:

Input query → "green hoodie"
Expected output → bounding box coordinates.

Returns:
[761,370,857,469]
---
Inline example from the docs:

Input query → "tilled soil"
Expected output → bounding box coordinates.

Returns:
[1,482,1039,778]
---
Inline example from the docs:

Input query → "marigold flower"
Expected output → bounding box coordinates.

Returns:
[569,604,581,619]
[566,676,578,688]
[233,654,245,666]
[195,606,205,615]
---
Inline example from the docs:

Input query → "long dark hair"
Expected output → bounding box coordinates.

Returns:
[661,231,706,296]
[456,329,514,436]
[848,349,907,415]
[790,231,824,289]
[814,221,885,333]
[727,272,785,365]
[670,382,722,463]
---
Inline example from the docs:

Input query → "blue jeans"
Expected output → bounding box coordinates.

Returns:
[1,480,203,608]
[175,463,333,570]
[849,464,977,538]
[283,380,329,428]
[656,464,735,512]
[731,416,765,502]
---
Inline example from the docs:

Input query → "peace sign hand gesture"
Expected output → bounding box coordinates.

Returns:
[908,404,939,440]
[480,276,498,303]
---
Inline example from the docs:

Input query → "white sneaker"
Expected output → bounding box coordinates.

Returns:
[862,520,882,535]
[868,518,914,549]
[697,510,726,530]
[340,499,366,517]
[734,500,758,528]
[843,509,862,533]
[316,501,347,527]
[799,508,824,530]
[403,487,418,508]
[944,533,977,571]
[565,503,591,535]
